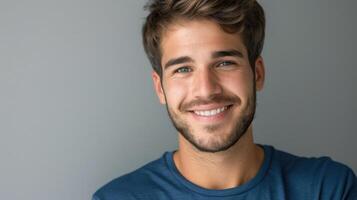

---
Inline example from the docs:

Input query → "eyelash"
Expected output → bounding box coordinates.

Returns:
[217,60,236,67]
[173,60,237,74]
[174,66,192,73]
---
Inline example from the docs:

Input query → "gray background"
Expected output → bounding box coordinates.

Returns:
[0,0,356,199]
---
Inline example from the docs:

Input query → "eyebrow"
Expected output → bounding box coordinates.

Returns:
[164,56,194,70]
[163,49,244,70]
[212,49,244,59]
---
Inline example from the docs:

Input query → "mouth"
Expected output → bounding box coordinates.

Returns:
[188,105,233,122]
[193,106,229,117]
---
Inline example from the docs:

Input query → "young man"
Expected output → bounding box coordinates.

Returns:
[93,0,357,199]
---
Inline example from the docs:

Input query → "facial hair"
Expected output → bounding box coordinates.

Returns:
[164,88,256,153]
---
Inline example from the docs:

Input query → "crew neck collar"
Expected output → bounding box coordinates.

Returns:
[164,144,273,197]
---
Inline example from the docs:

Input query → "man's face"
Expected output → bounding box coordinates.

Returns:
[152,19,264,153]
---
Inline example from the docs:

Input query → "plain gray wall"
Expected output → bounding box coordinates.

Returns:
[0,0,356,199]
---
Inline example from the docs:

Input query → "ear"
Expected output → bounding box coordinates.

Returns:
[151,71,166,104]
[254,56,265,91]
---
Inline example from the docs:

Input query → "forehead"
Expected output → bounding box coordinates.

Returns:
[160,19,247,64]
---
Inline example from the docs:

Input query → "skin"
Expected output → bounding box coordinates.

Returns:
[152,19,266,189]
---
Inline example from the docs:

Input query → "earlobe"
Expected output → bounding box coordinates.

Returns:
[151,71,166,104]
[254,57,265,91]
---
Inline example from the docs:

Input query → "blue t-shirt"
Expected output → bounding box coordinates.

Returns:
[93,145,357,199]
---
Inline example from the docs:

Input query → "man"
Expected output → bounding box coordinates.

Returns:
[93,0,357,199]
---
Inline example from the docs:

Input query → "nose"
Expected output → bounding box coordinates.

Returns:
[192,68,222,99]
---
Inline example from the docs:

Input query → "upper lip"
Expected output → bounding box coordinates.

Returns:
[188,104,232,111]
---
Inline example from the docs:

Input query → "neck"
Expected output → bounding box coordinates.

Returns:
[173,126,264,190]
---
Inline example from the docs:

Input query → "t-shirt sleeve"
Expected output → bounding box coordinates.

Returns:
[92,191,137,200]
[92,194,101,200]
[316,158,357,200]
[345,169,357,200]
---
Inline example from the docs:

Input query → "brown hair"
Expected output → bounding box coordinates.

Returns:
[142,0,265,76]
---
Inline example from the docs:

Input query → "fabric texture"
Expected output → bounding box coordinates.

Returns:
[93,145,357,199]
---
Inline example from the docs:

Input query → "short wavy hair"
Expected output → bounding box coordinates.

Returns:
[142,0,265,76]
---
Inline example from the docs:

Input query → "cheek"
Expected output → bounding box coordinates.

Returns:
[163,80,189,107]
[223,71,254,95]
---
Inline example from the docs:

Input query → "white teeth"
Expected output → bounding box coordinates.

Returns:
[193,106,228,117]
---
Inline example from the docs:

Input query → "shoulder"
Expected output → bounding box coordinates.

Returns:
[269,146,357,199]
[312,157,357,199]
[271,147,335,173]
[271,146,355,179]
[93,153,173,200]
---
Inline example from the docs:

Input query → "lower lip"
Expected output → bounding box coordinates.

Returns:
[189,106,232,123]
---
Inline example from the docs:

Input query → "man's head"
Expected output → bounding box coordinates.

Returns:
[143,0,265,77]
[142,0,266,153]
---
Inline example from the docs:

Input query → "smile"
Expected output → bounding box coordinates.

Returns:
[193,106,229,117]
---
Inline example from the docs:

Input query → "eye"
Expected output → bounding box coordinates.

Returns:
[217,61,235,68]
[175,66,192,73]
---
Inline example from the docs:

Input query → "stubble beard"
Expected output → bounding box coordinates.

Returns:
[165,90,256,153]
